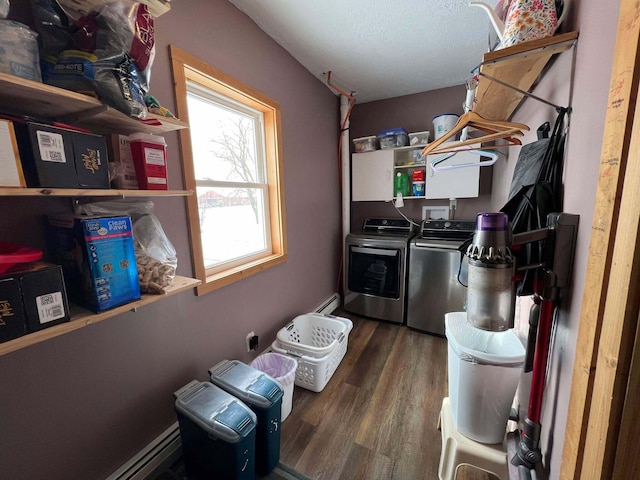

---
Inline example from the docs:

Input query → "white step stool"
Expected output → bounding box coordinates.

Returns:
[438,397,509,480]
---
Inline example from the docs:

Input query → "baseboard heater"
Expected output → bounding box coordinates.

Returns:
[313,292,341,315]
[107,292,341,479]
[105,423,181,480]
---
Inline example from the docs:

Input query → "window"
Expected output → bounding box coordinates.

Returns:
[170,46,287,294]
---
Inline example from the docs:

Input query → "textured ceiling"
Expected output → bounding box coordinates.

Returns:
[228,0,499,103]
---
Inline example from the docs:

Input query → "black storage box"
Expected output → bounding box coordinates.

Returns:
[0,277,27,343]
[12,120,109,189]
[0,262,70,341]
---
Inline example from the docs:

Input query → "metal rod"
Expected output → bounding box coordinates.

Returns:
[479,72,569,112]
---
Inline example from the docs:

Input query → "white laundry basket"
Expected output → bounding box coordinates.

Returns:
[445,311,525,444]
[272,314,353,392]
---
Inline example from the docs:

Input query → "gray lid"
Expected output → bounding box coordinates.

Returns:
[174,380,256,442]
[209,360,283,408]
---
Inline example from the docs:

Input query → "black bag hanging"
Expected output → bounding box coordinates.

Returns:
[500,108,568,296]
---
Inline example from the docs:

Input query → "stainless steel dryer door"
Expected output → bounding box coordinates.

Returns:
[407,241,467,336]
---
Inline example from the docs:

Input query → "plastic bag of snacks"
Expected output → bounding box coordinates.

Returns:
[41,1,155,118]
[133,215,177,294]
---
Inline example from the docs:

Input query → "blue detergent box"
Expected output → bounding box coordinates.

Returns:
[48,214,141,312]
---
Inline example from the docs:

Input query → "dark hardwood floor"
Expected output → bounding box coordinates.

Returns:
[279,310,495,480]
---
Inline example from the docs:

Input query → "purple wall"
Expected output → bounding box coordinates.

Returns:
[0,2,340,479]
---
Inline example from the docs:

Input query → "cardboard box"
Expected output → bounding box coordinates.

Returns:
[48,214,140,312]
[0,119,26,187]
[13,121,109,189]
[0,262,71,342]
[107,134,139,189]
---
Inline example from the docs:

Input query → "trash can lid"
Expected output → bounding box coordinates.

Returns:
[173,380,256,443]
[445,312,525,366]
[209,360,283,408]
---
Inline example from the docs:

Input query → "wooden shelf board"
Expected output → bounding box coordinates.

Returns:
[0,73,188,135]
[0,187,193,197]
[58,0,171,18]
[0,275,200,357]
[474,31,578,121]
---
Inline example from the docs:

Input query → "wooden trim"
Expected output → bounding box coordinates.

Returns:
[612,309,640,478]
[168,44,287,294]
[169,49,208,287]
[195,253,287,296]
[582,85,640,475]
[560,1,640,478]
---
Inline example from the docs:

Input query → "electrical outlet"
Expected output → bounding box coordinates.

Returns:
[246,331,255,352]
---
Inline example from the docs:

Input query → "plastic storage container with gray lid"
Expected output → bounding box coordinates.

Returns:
[445,312,525,444]
[174,380,257,480]
[209,360,284,476]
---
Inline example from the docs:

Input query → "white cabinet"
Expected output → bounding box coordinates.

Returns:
[423,151,480,199]
[352,150,394,201]
[352,147,483,201]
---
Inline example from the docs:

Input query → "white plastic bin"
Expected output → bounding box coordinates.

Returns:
[432,114,459,141]
[445,312,525,444]
[250,352,298,422]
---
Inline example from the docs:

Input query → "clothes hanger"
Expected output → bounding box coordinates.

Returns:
[430,149,501,172]
[421,110,530,156]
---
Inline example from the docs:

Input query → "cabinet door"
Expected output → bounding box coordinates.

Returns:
[424,151,480,199]
[352,150,394,201]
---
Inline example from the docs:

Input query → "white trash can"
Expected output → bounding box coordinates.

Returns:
[445,312,525,444]
[251,352,298,421]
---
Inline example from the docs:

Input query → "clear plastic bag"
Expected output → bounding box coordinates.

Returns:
[133,215,177,294]
[77,199,177,294]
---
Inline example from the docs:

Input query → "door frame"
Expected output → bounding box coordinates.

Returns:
[561,0,640,477]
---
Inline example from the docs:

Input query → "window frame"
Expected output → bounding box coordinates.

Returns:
[170,45,287,295]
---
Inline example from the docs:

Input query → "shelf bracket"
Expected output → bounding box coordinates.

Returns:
[478,71,571,115]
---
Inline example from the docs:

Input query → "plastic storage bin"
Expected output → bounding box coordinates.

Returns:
[209,360,284,476]
[409,130,430,146]
[250,352,298,422]
[353,136,378,153]
[445,312,525,444]
[433,114,460,141]
[378,127,409,149]
[0,20,41,82]
[272,313,353,392]
[174,380,257,480]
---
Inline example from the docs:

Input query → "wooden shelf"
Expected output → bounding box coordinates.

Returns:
[0,73,188,135]
[0,275,201,357]
[58,0,171,18]
[0,187,193,197]
[474,31,579,121]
